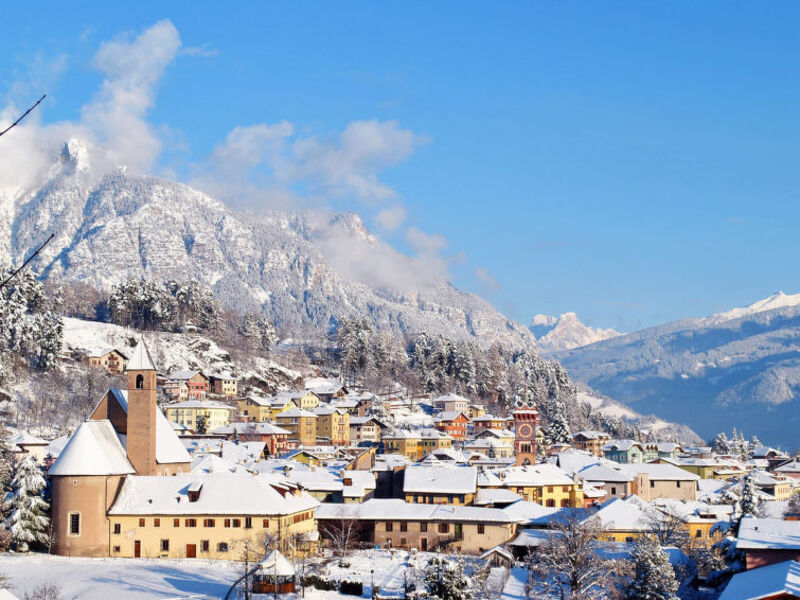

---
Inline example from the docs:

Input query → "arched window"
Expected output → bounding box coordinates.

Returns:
[136,374,144,389]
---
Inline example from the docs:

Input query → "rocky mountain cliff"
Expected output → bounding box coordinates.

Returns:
[531,312,620,352]
[0,139,535,348]
[553,293,800,450]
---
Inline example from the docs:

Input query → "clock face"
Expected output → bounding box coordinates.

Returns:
[518,424,533,438]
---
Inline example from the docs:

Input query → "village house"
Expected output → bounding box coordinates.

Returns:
[750,470,794,501]
[349,416,385,444]
[317,498,518,554]
[163,370,209,401]
[304,380,347,403]
[464,437,515,459]
[164,399,235,432]
[237,396,273,423]
[433,411,469,440]
[471,415,508,435]
[207,373,238,398]
[775,460,800,480]
[382,429,453,461]
[604,440,646,464]
[210,422,290,457]
[107,473,319,559]
[269,396,299,419]
[277,391,321,412]
[85,348,128,374]
[431,393,470,414]
[9,431,50,463]
[590,496,654,543]
[572,431,611,457]
[575,463,634,500]
[467,404,486,419]
[661,457,746,480]
[719,559,800,600]
[478,464,584,508]
[274,408,318,446]
[613,463,700,501]
[403,465,478,505]
[313,405,350,446]
[737,518,800,570]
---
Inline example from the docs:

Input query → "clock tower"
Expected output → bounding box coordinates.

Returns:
[513,398,539,466]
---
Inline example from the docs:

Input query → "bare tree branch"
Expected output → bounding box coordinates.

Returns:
[0,94,45,139]
[0,233,54,292]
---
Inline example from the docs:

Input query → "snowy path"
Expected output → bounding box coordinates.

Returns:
[500,566,528,600]
[0,554,241,599]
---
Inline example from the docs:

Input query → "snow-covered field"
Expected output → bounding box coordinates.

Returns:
[0,553,241,599]
[0,550,503,599]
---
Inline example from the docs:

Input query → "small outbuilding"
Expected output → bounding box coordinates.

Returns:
[252,549,296,595]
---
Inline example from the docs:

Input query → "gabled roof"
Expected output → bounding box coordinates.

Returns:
[276,408,317,418]
[259,550,295,577]
[603,439,644,452]
[127,340,156,371]
[614,463,700,481]
[737,517,800,550]
[434,411,468,423]
[167,369,206,381]
[403,465,477,494]
[718,559,800,600]
[49,420,135,476]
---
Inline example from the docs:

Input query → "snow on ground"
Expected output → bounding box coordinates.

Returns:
[0,553,241,599]
[577,391,638,420]
[500,566,528,600]
[0,550,495,600]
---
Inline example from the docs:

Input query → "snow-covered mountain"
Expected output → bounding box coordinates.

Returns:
[0,139,535,348]
[554,293,800,450]
[531,312,620,352]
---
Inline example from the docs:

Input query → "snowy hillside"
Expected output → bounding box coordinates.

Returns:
[702,290,800,326]
[555,294,800,449]
[0,139,535,349]
[62,317,302,388]
[531,312,619,352]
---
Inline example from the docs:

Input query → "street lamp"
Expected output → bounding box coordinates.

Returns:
[371,568,375,599]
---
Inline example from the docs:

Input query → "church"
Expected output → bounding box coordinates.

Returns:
[49,340,318,559]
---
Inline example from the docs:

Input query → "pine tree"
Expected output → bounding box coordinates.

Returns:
[5,456,50,552]
[739,473,761,520]
[0,423,16,493]
[626,535,680,600]
[547,401,572,445]
[195,414,208,435]
[414,556,472,600]
[713,432,730,454]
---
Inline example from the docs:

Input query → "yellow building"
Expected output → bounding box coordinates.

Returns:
[383,429,453,461]
[313,406,350,446]
[107,474,319,559]
[237,396,273,423]
[403,465,477,505]
[269,397,299,419]
[477,464,584,508]
[662,458,745,481]
[277,391,320,412]
[164,400,235,432]
[274,408,318,446]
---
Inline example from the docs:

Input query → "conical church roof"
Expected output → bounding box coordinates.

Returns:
[127,339,156,371]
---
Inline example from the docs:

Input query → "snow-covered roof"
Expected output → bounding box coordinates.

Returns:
[573,430,608,440]
[603,439,643,452]
[718,559,800,600]
[480,545,513,561]
[276,408,317,418]
[211,422,290,436]
[474,488,523,506]
[127,340,156,371]
[431,393,469,405]
[49,420,135,476]
[403,465,477,494]
[777,461,800,474]
[478,464,575,487]
[433,411,468,422]
[166,369,205,381]
[259,550,295,577]
[109,473,319,516]
[316,498,517,523]
[578,464,633,483]
[737,517,800,550]
[614,463,700,481]
[164,399,235,410]
[9,431,48,446]
[589,496,651,532]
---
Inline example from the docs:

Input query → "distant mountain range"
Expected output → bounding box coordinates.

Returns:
[531,312,620,352]
[0,139,535,349]
[551,292,800,450]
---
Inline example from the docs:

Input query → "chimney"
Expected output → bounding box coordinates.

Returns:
[126,340,159,476]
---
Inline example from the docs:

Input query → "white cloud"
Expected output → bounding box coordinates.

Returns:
[375,205,406,231]
[406,226,447,255]
[475,266,501,293]
[81,19,181,172]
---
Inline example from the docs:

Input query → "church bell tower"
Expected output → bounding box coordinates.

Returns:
[513,398,539,466]
[126,340,158,476]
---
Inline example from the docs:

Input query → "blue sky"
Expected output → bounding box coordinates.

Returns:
[3,2,800,332]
